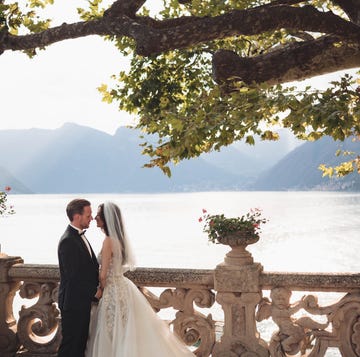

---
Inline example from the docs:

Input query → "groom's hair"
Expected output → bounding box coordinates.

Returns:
[66,198,91,221]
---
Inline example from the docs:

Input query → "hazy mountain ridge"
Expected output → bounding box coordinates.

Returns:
[0,124,263,193]
[0,166,32,194]
[201,128,302,176]
[252,136,360,191]
[1,123,359,193]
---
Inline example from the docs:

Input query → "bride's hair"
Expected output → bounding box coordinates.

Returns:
[98,203,109,235]
[100,202,135,270]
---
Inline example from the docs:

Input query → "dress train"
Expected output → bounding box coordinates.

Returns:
[86,259,194,357]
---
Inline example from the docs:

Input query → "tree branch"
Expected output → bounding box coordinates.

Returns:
[267,0,304,5]
[104,0,146,18]
[3,20,107,51]
[332,0,360,25]
[212,36,360,85]
[1,2,360,87]
[2,4,359,55]
[132,5,360,56]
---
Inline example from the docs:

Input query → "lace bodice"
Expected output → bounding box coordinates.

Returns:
[98,252,130,339]
[98,252,128,278]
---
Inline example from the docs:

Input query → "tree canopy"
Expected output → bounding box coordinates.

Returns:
[1,0,360,176]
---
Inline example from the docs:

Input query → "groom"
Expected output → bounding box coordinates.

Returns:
[57,198,100,357]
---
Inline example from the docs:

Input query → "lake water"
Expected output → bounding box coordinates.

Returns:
[1,191,359,272]
[1,191,359,356]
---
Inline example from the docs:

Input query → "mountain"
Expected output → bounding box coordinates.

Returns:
[201,129,302,177]
[231,129,302,170]
[252,136,360,191]
[0,166,32,194]
[3,123,356,193]
[0,123,286,193]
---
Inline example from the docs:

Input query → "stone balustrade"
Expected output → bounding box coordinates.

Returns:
[1,248,360,357]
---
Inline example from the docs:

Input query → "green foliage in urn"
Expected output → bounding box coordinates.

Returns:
[199,208,267,244]
[0,186,15,216]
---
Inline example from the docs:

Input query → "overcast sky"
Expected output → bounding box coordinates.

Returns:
[0,1,357,135]
[0,0,136,135]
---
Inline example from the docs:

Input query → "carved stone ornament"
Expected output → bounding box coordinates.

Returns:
[217,232,259,267]
[4,255,360,356]
[141,287,216,356]
[0,255,23,357]
[256,288,360,357]
[217,232,259,247]
[212,340,269,357]
[0,282,21,356]
[215,263,263,293]
[213,291,269,357]
[16,281,61,355]
[327,291,360,357]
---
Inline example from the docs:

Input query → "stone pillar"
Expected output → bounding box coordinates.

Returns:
[0,253,23,357]
[212,244,269,356]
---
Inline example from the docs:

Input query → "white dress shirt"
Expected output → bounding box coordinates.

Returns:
[70,224,92,256]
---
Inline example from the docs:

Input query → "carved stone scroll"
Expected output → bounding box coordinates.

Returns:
[16,281,61,356]
[0,255,23,357]
[324,291,360,357]
[141,287,216,356]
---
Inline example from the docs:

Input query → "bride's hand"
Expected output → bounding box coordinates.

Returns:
[95,287,103,300]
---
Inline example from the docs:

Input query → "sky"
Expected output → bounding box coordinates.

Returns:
[0,0,135,135]
[0,1,358,136]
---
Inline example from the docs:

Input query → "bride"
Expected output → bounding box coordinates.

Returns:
[86,201,194,356]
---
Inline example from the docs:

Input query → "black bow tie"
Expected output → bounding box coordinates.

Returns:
[79,230,86,236]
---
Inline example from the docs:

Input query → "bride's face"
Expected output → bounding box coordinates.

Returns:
[95,207,105,229]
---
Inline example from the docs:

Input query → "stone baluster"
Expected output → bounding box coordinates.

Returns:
[0,253,23,357]
[212,240,269,356]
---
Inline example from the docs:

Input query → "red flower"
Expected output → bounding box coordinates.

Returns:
[198,217,203,222]
[209,220,214,226]
[4,186,11,192]
[202,208,207,213]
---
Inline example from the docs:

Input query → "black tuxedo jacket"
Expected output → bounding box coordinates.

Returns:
[58,225,99,311]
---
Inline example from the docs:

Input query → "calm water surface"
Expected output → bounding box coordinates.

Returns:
[1,191,359,272]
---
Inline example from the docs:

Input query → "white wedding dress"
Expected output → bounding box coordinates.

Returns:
[86,253,194,357]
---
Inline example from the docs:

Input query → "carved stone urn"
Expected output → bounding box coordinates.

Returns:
[216,230,259,266]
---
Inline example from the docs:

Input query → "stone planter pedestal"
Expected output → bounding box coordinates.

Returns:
[212,233,269,356]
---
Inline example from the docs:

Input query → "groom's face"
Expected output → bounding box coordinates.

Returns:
[77,205,93,230]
